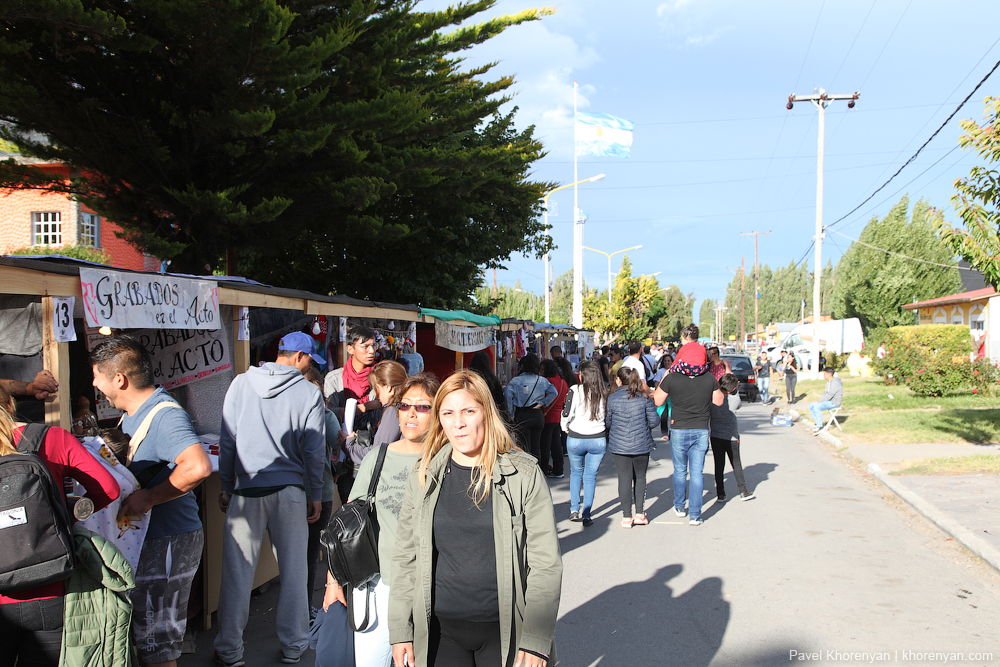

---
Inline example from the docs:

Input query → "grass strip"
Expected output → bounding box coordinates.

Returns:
[891,454,1000,476]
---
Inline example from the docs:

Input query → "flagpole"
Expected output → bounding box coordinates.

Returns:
[572,81,583,328]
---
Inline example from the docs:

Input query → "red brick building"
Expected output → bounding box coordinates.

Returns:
[0,157,159,271]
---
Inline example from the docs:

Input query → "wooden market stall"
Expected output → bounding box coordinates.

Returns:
[0,255,420,628]
[415,308,501,379]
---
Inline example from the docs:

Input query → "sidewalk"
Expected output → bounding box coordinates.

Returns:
[812,426,1000,575]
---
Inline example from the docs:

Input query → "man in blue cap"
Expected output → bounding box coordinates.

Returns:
[214,331,327,666]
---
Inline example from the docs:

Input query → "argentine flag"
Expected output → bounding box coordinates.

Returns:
[575,112,634,158]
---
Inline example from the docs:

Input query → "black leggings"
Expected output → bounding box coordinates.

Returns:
[710,437,748,496]
[513,409,545,461]
[429,616,502,667]
[613,453,649,517]
[0,597,64,667]
[540,422,564,475]
[785,372,797,402]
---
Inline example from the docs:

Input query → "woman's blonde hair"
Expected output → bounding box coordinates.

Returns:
[370,360,408,405]
[418,370,516,504]
[0,386,19,456]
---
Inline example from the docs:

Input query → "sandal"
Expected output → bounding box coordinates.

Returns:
[621,517,634,529]
[633,513,648,525]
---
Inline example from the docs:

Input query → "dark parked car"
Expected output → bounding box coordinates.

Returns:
[720,354,758,402]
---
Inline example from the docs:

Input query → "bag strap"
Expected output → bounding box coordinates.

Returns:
[366,443,389,501]
[125,401,182,465]
[516,376,540,409]
[344,585,373,632]
[16,422,51,456]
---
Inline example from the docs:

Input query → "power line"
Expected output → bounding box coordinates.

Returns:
[792,0,826,93]
[541,146,954,165]
[829,0,877,90]
[826,56,1000,229]
[827,228,974,271]
[858,0,913,93]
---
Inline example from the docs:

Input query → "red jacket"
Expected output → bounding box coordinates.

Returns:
[543,376,568,424]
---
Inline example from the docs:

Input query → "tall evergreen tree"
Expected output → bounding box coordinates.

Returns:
[830,196,960,333]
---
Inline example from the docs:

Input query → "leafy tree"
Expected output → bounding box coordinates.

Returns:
[940,96,1000,289]
[472,281,542,320]
[724,260,834,339]
[0,0,554,306]
[651,285,694,341]
[830,196,960,333]
[698,298,717,336]
[583,257,659,342]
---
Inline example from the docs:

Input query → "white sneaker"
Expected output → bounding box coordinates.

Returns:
[689,518,703,526]
[674,507,687,517]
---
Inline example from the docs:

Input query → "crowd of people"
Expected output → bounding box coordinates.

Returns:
[0,321,779,667]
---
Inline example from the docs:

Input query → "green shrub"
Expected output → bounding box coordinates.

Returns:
[904,361,967,397]
[888,324,972,357]
[6,244,111,265]
[873,324,972,386]
[970,358,1000,396]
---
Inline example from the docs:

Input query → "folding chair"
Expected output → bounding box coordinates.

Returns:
[820,406,843,433]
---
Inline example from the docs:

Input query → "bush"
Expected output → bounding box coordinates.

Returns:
[872,324,972,386]
[824,351,845,371]
[6,244,111,265]
[904,361,967,397]
[970,358,1000,396]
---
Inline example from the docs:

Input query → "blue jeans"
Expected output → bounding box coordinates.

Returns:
[757,376,770,402]
[566,436,607,519]
[671,429,710,520]
[809,401,838,427]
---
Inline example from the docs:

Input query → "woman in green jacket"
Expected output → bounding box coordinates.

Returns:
[388,371,562,667]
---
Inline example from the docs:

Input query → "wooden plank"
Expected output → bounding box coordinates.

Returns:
[304,300,419,321]
[0,266,82,297]
[216,287,304,311]
[231,307,251,375]
[40,298,72,429]
[455,349,464,371]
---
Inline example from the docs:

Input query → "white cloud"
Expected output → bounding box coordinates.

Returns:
[655,0,731,49]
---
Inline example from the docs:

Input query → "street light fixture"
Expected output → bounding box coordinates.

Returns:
[543,174,606,323]
[583,244,643,304]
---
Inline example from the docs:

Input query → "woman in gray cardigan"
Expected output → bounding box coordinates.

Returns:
[606,366,659,528]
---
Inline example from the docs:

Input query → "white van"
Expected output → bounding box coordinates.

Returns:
[769,318,864,370]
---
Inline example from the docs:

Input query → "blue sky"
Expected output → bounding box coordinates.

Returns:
[423,0,1000,319]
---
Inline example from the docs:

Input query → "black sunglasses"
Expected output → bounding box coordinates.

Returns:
[399,402,432,414]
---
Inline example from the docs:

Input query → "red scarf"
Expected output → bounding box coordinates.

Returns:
[342,359,373,402]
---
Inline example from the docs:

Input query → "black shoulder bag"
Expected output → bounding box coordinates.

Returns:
[320,443,388,632]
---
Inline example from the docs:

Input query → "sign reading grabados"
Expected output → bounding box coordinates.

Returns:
[136,328,232,390]
[434,321,495,353]
[80,268,220,330]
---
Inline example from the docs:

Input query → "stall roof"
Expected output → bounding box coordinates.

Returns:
[420,308,501,327]
[0,255,420,320]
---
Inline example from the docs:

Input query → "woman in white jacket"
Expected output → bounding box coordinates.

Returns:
[560,361,608,527]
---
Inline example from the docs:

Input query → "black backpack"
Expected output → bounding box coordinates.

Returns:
[0,423,76,593]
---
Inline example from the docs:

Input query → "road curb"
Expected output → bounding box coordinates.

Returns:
[864,462,1000,576]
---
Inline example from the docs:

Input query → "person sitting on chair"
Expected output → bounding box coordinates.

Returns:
[809,367,843,434]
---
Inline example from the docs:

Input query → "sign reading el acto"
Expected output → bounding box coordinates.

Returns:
[80,268,220,330]
[435,321,495,353]
[136,328,231,389]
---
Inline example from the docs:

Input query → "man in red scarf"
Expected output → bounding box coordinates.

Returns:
[323,325,378,411]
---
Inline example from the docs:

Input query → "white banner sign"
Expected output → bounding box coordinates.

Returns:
[434,321,494,353]
[80,268,220,330]
[136,328,231,389]
[51,297,77,342]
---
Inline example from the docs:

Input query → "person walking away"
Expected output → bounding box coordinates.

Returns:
[653,324,725,526]
[539,360,568,479]
[754,353,772,403]
[0,387,120,667]
[606,367,659,529]
[469,350,508,422]
[323,374,440,667]
[709,374,755,503]
[561,361,607,527]
[653,354,674,441]
[90,335,212,667]
[809,367,843,434]
[389,371,562,667]
[504,353,556,461]
[553,356,578,462]
[620,341,650,391]
[784,352,799,404]
[214,332,327,666]
[303,367,345,614]
[707,346,731,383]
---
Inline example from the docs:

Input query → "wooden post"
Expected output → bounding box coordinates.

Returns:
[41,297,71,429]
[455,350,464,371]
[231,307,251,374]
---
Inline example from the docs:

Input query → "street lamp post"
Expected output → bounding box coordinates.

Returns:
[542,174,605,323]
[583,245,643,304]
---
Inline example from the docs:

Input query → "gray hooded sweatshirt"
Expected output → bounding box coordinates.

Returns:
[220,362,326,500]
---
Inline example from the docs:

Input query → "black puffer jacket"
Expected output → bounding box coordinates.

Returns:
[605,389,659,455]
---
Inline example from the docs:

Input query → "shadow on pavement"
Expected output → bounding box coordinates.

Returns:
[555,564,728,666]
[931,408,1000,443]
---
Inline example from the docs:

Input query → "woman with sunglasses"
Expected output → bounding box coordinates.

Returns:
[390,371,562,667]
[322,374,441,667]
[707,346,731,382]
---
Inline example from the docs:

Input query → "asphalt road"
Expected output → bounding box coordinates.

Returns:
[182,401,1000,666]
[554,401,1000,666]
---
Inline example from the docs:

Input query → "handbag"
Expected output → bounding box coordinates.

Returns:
[319,442,388,632]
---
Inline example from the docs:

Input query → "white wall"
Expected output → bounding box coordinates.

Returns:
[989,296,1000,362]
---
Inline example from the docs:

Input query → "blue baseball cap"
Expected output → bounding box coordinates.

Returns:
[278,331,325,364]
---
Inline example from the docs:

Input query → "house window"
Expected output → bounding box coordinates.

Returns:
[31,212,62,246]
[950,306,964,325]
[970,304,986,334]
[80,212,100,248]
[932,307,947,324]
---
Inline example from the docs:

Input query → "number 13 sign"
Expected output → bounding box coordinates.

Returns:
[51,297,77,343]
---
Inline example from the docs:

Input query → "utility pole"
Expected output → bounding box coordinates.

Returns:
[741,230,771,351]
[787,88,859,377]
[493,267,498,316]
[740,257,745,351]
